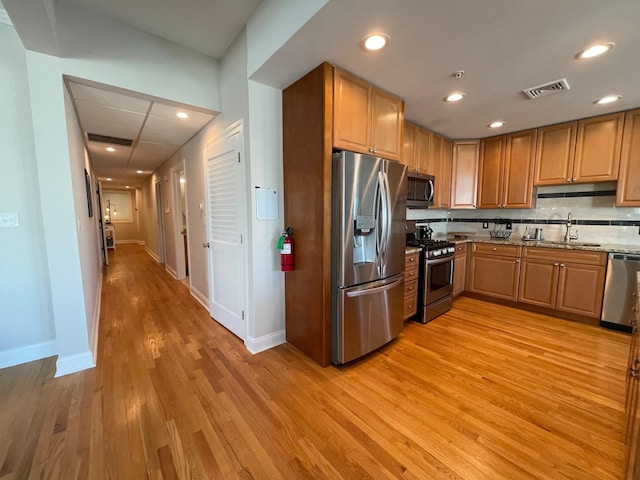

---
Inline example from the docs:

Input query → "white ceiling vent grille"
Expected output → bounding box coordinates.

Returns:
[523,78,570,99]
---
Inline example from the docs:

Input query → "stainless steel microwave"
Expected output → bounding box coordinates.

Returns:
[407,172,435,208]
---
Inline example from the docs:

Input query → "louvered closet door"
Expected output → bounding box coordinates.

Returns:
[204,129,246,341]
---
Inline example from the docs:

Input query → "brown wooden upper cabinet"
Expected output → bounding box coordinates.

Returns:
[415,128,433,173]
[436,138,453,209]
[451,140,479,209]
[401,123,417,171]
[617,108,640,207]
[535,113,624,185]
[478,130,537,209]
[333,67,404,161]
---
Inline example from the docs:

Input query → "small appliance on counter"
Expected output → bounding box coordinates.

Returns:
[406,221,455,323]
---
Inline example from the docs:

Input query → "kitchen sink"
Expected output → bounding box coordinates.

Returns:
[538,240,601,247]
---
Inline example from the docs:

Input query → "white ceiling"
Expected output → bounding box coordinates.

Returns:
[67,79,217,187]
[57,0,262,58]
[4,0,640,168]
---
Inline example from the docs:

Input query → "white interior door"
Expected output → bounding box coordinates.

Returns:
[204,127,246,340]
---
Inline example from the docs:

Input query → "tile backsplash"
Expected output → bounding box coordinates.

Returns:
[407,182,640,246]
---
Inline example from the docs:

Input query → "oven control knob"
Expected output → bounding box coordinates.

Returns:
[432,249,441,257]
[448,247,455,254]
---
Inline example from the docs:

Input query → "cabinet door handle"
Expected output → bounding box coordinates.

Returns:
[560,263,565,267]
[515,259,520,263]
[554,262,559,266]
[492,248,497,251]
[566,178,572,183]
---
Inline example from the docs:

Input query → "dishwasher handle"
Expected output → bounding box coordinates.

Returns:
[611,253,640,262]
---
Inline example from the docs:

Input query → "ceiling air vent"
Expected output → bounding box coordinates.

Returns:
[87,133,133,147]
[523,78,570,100]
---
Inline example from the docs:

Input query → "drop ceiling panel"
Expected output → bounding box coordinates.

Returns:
[130,141,178,161]
[69,82,151,113]
[149,102,214,126]
[144,115,202,139]
[75,100,147,130]
[81,120,140,142]
[139,129,186,146]
[87,143,130,163]
[128,156,172,171]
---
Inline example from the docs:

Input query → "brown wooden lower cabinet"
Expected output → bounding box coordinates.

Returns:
[519,247,606,318]
[453,244,468,297]
[468,245,521,301]
[518,258,559,308]
[404,251,419,319]
[625,285,640,479]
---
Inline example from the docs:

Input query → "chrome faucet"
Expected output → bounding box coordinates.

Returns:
[564,213,578,242]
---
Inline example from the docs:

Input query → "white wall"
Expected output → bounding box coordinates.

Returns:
[0,23,56,368]
[5,9,223,374]
[55,2,221,111]
[246,81,285,342]
[25,50,92,376]
[64,85,102,363]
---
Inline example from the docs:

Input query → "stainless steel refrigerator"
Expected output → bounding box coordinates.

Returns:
[332,151,407,364]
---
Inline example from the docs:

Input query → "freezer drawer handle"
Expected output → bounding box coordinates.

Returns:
[346,277,403,298]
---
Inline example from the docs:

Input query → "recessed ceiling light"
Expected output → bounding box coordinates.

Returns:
[595,94,621,105]
[125,185,130,189]
[176,112,189,119]
[362,33,389,52]
[136,170,143,174]
[445,92,466,102]
[106,178,112,181]
[489,121,506,128]
[105,147,116,152]
[577,42,615,59]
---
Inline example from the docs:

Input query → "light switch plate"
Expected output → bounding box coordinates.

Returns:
[0,212,19,227]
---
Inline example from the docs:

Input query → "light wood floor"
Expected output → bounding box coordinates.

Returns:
[0,244,631,479]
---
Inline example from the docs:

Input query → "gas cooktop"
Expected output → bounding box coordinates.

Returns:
[406,239,455,258]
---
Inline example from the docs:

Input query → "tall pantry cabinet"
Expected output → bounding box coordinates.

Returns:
[282,63,404,366]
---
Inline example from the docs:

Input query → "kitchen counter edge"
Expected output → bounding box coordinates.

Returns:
[445,237,640,255]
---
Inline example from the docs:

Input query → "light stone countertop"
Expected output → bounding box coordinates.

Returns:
[444,236,640,255]
[404,246,422,255]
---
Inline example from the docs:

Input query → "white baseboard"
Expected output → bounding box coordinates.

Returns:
[190,286,209,312]
[165,264,178,279]
[145,246,160,263]
[0,340,57,369]
[115,239,141,245]
[55,351,95,377]
[245,330,286,354]
[89,271,103,363]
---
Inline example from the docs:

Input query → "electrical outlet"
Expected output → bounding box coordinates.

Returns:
[482,222,489,229]
[506,222,512,230]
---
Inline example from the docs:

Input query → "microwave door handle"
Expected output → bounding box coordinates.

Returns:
[425,179,434,202]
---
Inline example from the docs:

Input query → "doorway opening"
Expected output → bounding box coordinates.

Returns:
[173,163,190,286]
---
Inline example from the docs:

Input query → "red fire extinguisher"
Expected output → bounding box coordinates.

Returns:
[279,227,294,272]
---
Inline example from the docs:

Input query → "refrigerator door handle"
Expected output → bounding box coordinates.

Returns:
[345,275,404,298]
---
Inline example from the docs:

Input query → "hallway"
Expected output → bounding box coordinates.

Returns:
[0,244,630,479]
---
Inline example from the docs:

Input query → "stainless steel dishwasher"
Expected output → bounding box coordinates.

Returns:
[601,253,640,330]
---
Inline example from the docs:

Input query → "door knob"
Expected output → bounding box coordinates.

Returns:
[203,242,210,248]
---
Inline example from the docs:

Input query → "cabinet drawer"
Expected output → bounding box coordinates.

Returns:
[473,243,521,257]
[404,293,417,318]
[454,243,468,256]
[404,278,418,297]
[405,264,419,283]
[523,247,606,266]
[405,252,420,268]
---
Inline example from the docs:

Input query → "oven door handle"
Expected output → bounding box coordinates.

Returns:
[426,255,454,266]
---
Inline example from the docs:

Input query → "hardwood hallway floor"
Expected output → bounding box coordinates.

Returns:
[0,244,631,479]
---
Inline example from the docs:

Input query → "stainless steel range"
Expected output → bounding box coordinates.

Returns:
[406,224,455,323]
